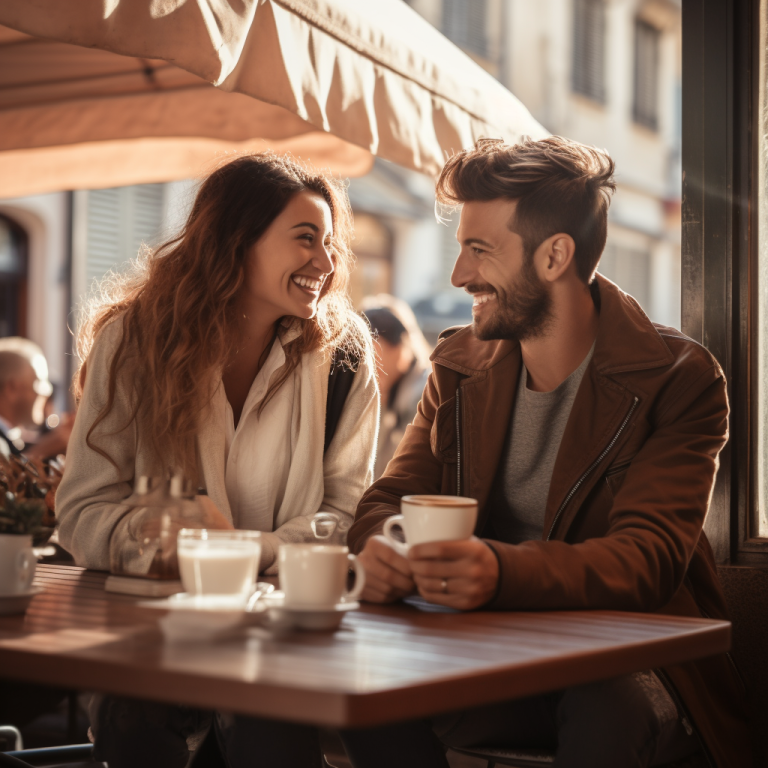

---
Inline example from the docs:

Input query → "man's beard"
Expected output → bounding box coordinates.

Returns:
[470,259,553,342]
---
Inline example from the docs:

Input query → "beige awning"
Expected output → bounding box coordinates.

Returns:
[0,1,546,197]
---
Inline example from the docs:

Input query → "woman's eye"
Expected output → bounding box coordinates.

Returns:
[299,234,314,243]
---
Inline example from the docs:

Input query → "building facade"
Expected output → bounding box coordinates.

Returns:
[370,0,683,336]
[0,0,682,403]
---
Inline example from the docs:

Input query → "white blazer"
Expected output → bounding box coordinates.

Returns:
[56,316,379,574]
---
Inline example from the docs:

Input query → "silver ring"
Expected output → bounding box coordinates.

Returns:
[441,578,448,594]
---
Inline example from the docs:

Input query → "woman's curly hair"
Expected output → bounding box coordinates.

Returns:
[75,152,369,479]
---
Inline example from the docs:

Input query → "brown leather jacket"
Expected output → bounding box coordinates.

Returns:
[348,275,750,768]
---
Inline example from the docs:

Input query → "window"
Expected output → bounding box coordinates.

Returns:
[634,20,660,130]
[0,215,28,338]
[681,0,765,562]
[598,244,652,312]
[442,0,488,58]
[83,184,165,292]
[754,0,768,539]
[572,0,606,103]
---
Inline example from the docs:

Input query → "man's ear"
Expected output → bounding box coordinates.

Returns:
[537,233,576,283]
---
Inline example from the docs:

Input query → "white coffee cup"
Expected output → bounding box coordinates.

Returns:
[177,529,261,601]
[382,495,478,555]
[0,534,36,596]
[279,544,365,608]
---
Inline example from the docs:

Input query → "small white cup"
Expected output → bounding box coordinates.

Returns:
[0,534,36,596]
[382,495,478,555]
[279,544,365,608]
[177,529,261,602]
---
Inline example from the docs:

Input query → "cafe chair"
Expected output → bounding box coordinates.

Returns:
[0,743,101,767]
[717,565,768,767]
[0,728,22,752]
[447,746,554,767]
[445,746,709,768]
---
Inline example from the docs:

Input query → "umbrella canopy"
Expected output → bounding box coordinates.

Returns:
[0,0,547,197]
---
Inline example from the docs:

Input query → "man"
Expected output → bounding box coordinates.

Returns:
[0,345,72,462]
[342,138,749,768]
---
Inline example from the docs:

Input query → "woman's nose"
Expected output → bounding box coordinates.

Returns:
[314,246,334,275]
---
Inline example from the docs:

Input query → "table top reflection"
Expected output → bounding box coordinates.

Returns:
[0,564,730,727]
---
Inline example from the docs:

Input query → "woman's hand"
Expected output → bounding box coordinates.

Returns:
[195,496,235,530]
[137,495,233,541]
[141,495,233,579]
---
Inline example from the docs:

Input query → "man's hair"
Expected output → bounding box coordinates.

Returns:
[435,136,616,283]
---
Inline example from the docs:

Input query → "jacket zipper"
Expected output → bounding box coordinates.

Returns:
[655,668,717,768]
[546,396,639,541]
[455,387,462,496]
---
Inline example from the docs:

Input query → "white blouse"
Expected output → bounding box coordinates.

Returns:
[56,316,380,574]
[223,332,294,533]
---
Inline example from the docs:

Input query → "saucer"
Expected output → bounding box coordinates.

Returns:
[0,586,44,616]
[261,591,359,631]
[139,593,269,643]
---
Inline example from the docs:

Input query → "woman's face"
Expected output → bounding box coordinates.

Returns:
[241,190,335,322]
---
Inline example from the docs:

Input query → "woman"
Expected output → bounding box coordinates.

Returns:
[56,153,379,767]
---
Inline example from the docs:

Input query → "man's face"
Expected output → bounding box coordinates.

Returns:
[451,199,552,341]
[0,362,38,427]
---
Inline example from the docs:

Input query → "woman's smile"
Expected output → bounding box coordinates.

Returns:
[290,274,325,295]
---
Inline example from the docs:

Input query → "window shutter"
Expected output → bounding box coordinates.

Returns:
[633,20,660,130]
[443,0,488,58]
[85,184,164,290]
[572,0,606,102]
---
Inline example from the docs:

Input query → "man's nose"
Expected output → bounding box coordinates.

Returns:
[451,249,473,288]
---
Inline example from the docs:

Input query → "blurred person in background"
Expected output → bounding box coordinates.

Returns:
[361,295,432,479]
[0,337,73,462]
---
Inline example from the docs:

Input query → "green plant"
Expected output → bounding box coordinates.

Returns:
[0,454,59,542]
[0,492,45,536]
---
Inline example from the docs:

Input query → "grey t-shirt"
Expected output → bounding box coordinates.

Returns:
[487,344,595,544]
[483,343,681,724]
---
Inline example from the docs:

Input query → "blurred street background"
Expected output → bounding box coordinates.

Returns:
[0,0,682,412]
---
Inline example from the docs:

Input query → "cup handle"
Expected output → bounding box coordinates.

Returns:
[16,548,34,593]
[345,554,366,602]
[381,515,408,557]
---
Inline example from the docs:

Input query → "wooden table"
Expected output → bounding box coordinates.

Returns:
[0,564,730,728]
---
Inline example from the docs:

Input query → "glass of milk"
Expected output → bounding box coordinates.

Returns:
[177,529,261,603]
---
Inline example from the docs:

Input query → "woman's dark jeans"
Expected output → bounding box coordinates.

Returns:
[92,695,321,768]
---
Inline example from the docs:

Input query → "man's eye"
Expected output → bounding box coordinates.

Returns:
[472,247,485,256]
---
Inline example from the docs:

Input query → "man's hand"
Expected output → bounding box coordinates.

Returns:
[409,537,499,610]
[357,535,416,603]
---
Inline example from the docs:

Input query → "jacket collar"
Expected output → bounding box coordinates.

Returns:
[430,273,674,378]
